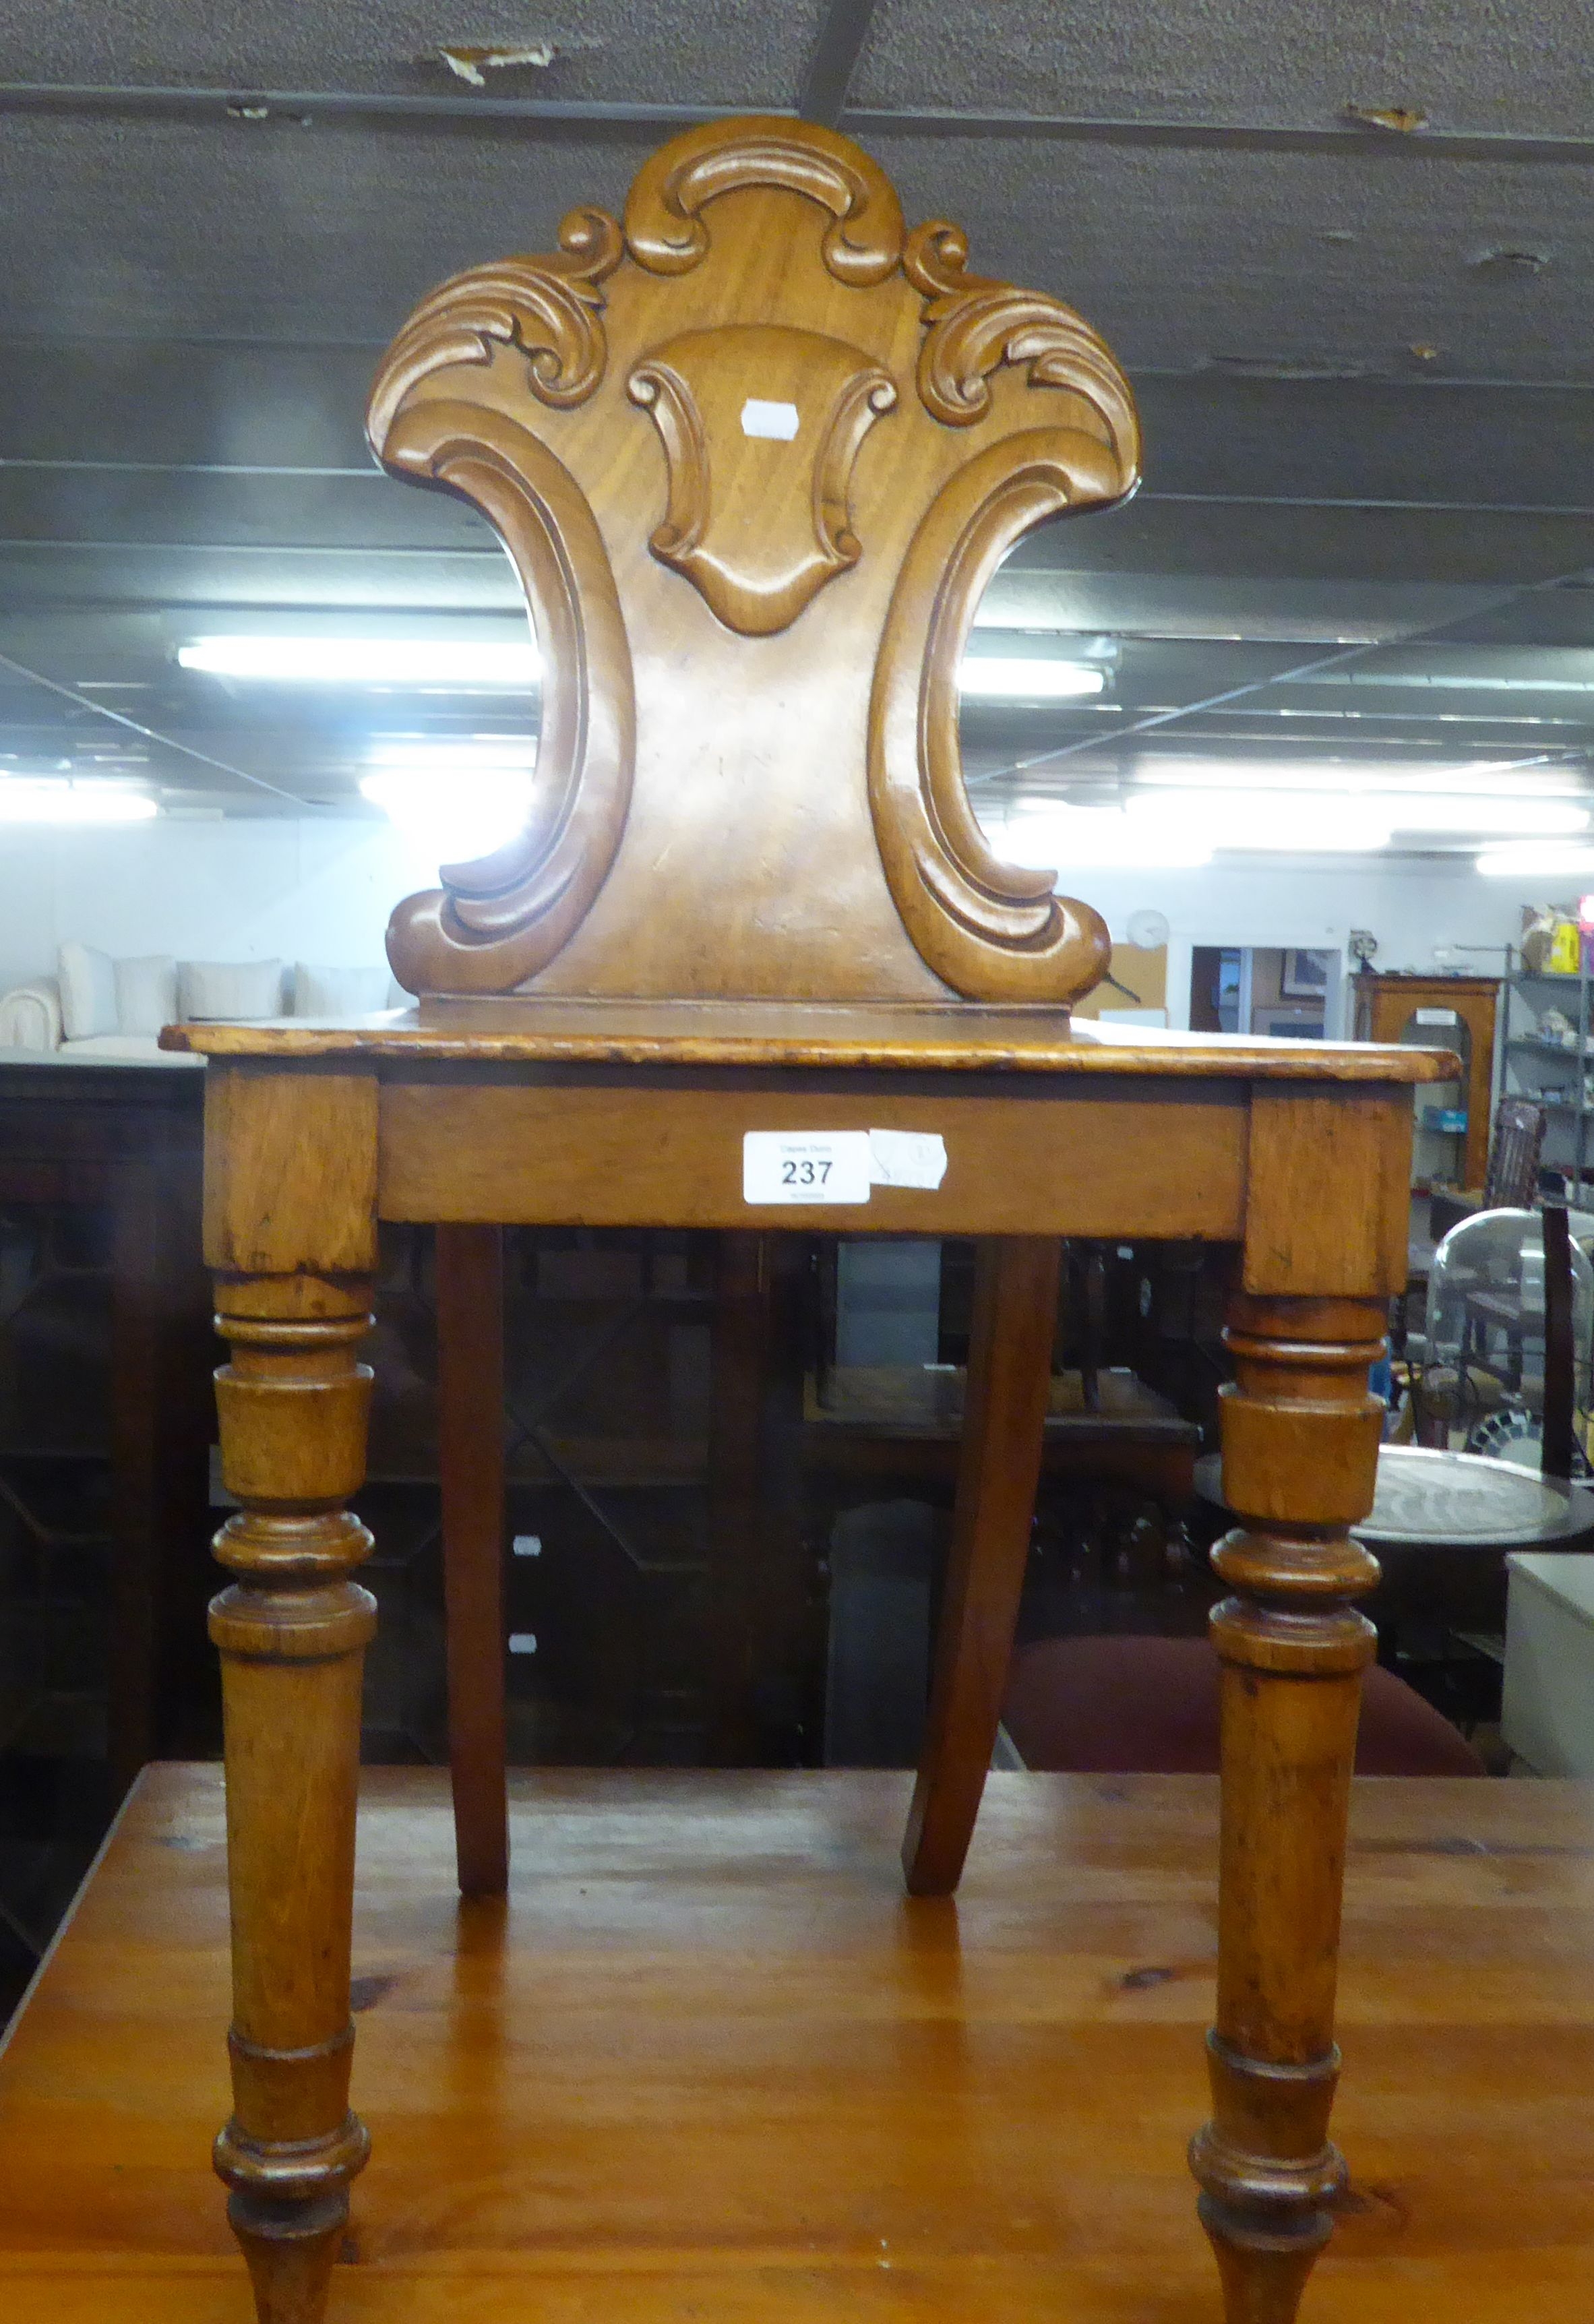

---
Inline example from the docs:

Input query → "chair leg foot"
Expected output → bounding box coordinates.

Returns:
[1198,2193,1333,2324]
[229,2189,348,2324]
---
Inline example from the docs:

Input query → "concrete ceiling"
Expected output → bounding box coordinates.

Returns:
[0,0,1592,847]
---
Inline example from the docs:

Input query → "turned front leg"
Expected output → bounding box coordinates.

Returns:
[210,1275,376,2324]
[1190,1294,1384,2323]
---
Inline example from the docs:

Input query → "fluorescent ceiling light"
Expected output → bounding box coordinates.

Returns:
[0,778,156,824]
[1134,756,1589,799]
[1000,807,1211,871]
[360,743,534,860]
[180,636,540,687]
[1382,797,1589,836]
[1477,843,1594,878]
[959,659,1105,700]
[1122,791,1390,852]
[1127,768,1592,844]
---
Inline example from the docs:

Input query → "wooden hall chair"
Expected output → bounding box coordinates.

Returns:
[162,118,1450,2324]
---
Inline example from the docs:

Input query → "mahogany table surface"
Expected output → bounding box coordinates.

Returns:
[3,1763,1589,2324]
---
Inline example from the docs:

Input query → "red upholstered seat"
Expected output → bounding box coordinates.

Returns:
[1003,1633,1486,1778]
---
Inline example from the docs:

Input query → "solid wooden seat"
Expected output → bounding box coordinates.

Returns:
[162,115,1453,2324]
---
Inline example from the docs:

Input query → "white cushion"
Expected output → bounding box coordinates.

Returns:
[57,941,118,1039]
[293,962,392,1018]
[114,953,177,1035]
[177,959,285,1021]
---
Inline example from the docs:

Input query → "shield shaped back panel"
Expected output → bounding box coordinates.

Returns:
[369,117,1139,1006]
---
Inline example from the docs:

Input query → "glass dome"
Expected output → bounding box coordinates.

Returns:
[1426,1207,1593,1455]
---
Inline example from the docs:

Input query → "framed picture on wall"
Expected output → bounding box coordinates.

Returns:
[1281,948,1332,998]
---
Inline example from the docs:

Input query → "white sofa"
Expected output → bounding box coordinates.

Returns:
[0,944,402,1065]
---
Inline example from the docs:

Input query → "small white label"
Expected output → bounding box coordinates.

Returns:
[508,1632,538,1655]
[512,1534,542,1558]
[743,1131,871,1204]
[867,1128,948,1190]
[1413,1008,1459,1025]
[741,397,799,440]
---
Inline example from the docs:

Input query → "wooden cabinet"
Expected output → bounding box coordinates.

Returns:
[0,1062,212,1796]
[1353,973,1498,1190]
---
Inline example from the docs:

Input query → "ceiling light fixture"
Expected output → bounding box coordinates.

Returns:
[999,807,1211,872]
[1476,843,1594,879]
[179,636,540,688]
[959,660,1106,701]
[1128,764,1594,845]
[0,778,157,824]
[1134,791,1588,844]
[1122,791,1392,852]
[1134,757,1589,799]
[1383,798,1589,836]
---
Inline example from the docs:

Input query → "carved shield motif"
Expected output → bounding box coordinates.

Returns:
[627,323,896,636]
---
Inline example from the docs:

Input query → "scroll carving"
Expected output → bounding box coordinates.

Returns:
[373,401,635,994]
[624,113,904,284]
[365,206,623,448]
[905,220,1140,454]
[626,356,708,562]
[868,427,1133,1004]
[627,326,896,636]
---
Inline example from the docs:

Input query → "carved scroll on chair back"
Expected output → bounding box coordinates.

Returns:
[366,115,1139,1008]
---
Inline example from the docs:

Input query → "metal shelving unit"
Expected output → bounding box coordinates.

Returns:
[1495,946,1593,1194]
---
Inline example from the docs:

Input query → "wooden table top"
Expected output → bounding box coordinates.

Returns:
[160,998,1455,1082]
[1,1762,1590,2321]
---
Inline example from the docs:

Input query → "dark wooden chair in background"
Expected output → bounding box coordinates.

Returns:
[1484,1097,1550,1211]
[166,116,1450,2324]
[1428,1095,1546,1244]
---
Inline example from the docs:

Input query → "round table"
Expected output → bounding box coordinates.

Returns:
[1194,1445,1594,1554]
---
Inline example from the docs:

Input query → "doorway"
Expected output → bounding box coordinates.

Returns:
[1189,946,1337,1038]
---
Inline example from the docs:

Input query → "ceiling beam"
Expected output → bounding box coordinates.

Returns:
[797,0,880,130]
[0,643,310,805]
[4,82,1594,165]
[0,83,736,139]
[841,109,1594,164]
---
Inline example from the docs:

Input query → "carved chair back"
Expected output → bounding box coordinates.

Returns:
[367,116,1139,1009]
